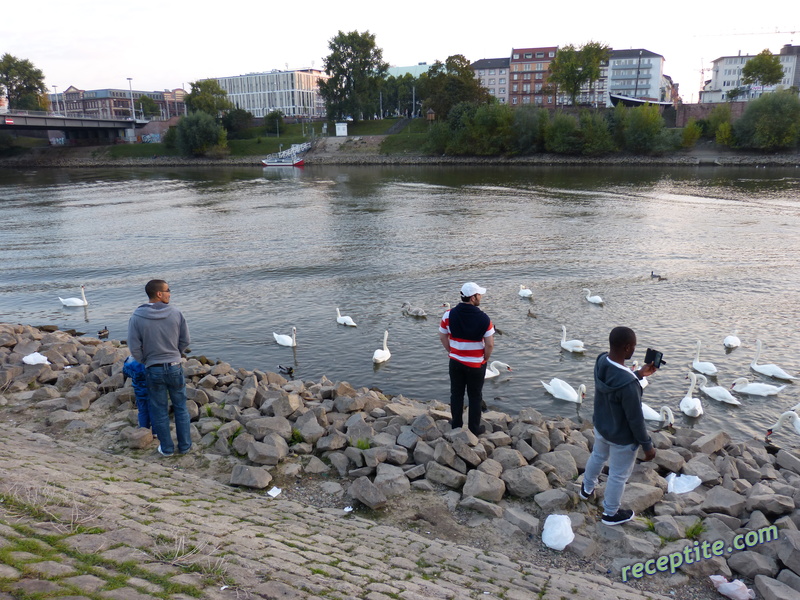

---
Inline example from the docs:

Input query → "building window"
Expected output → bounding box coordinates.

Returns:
[512,97,518,104]
[512,84,518,92]
[536,52,544,58]
[535,73,543,80]
[523,96,530,104]
[549,51,555,57]
[499,69,505,74]
[525,53,532,59]
[512,53,519,59]
[535,83,542,92]
[523,73,531,80]
[499,88,506,93]
[489,79,495,85]
[499,78,506,84]
[523,83,531,92]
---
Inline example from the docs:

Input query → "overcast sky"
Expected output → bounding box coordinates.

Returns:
[3,0,798,103]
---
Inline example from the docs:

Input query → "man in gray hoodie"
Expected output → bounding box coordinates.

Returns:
[580,326,657,525]
[128,280,191,456]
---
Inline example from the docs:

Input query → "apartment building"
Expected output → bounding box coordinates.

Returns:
[48,87,186,119]
[212,69,329,118]
[606,49,669,103]
[700,44,799,103]
[508,47,558,107]
[471,58,510,104]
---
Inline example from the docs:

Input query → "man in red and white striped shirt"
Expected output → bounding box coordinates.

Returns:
[439,282,495,435]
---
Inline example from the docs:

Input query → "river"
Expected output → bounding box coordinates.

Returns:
[1,165,799,446]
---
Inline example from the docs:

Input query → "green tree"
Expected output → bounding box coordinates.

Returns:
[382,73,417,117]
[0,53,47,110]
[137,95,161,118]
[716,121,734,146]
[706,104,731,138]
[511,105,550,154]
[545,112,582,154]
[733,89,800,150]
[579,110,615,155]
[318,30,388,122]
[469,103,514,155]
[418,55,491,121]
[548,41,611,105]
[742,49,785,89]
[624,103,665,153]
[263,110,283,135]
[221,108,254,136]
[175,112,228,156]
[185,80,234,117]
[681,118,702,148]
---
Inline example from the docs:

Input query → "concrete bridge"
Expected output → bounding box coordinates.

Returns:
[0,110,147,143]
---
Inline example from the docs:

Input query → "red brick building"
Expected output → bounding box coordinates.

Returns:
[508,47,558,107]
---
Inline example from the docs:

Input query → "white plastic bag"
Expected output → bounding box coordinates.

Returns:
[666,473,702,494]
[541,514,574,551]
[23,352,50,365]
[709,575,755,600]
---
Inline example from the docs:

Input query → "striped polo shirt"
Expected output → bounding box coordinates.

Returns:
[439,302,494,367]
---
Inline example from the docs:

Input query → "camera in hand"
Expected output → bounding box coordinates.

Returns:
[644,348,666,368]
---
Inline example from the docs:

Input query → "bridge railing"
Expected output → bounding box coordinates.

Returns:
[3,108,143,122]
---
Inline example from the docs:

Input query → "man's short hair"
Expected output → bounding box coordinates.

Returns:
[609,326,636,350]
[145,279,168,300]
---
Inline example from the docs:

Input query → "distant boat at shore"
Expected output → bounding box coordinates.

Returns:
[262,155,304,167]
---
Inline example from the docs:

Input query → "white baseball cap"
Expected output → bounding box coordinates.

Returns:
[461,282,486,297]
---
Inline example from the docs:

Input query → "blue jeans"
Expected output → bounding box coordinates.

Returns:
[146,364,191,455]
[582,428,638,515]
[449,359,487,434]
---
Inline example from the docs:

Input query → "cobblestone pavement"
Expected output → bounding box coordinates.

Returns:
[0,427,671,600]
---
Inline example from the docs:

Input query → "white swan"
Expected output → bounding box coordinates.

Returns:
[694,374,741,405]
[582,288,604,305]
[723,335,741,349]
[518,285,533,298]
[59,285,88,307]
[730,377,786,397]
[767,411,800,437]
[372,330,391,363]
[751,339,796,381]
[560,325,585,354]
[680,373,704,417]
[641,403,675,425]
[400,302,426,317]
[336,308,357,327]
[692,341,717,376]
[441,302,451,311]
[273,326,297,347]
[541,378,586,403]
[485,361,512,379]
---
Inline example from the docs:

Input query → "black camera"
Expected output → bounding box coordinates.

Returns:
[644,348,666,369]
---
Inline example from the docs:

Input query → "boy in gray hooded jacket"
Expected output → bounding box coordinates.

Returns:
[580,326,657,525]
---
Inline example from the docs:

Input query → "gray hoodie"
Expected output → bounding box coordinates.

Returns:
[592,352,653,452]
[127,302,190,367]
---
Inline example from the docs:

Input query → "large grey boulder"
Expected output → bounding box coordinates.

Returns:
[620,483,664,513]
[755,574,799,600]
[701,486,747,517]
[230,465,272,489]
[247,433,289,465]
[462,469,505,503]
[373,463,411,498]
[501,465,550,498]
[349,476,387,510]
[728,550,779,578]
[425,461,467,489]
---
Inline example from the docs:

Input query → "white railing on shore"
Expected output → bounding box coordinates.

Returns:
[3,108,145,122]
[264,142,312,161]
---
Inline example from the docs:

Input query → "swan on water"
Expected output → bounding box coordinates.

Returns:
[59,285,88,307]
[273,326,297,347]
[372,330,391,363]
[641,403,675,425]
[441,302,451,311]
[692,341,717,376]
[693,374,741,405]
[560,325,585,354]
[336,308,357,327]
[485,361,512,379]
[541,378,586,403]
[519,285,533,298]
[680,372,704,417]
[723,334,741,349]
[401,302,427,317]
[751,339,796,381]
[730,377,786,396]
[582,288,604,305]
[767,411,800,437]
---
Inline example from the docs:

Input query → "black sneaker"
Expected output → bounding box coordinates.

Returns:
[579,482,595,501]
[601,509,635,526]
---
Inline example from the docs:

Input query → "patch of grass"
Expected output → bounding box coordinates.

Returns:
[685,519,706,540]
[289,428,305,446]
[355,438,371,451]
[379,133,428,155]
[332,119,395,136]
[107,143,181,158]
[228,137,306,156]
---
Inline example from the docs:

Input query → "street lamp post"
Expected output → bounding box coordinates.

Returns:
[127,77,135,142]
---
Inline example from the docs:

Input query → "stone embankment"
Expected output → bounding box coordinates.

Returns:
[3,321,800,600]
[1,142,798,168]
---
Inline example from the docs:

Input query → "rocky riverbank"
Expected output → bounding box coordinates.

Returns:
[1,142,799,168]
[2,321,800,599]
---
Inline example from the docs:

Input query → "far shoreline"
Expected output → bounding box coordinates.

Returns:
[1,145,799,170]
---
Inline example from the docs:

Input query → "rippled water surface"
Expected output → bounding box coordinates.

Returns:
[1,165,799,446]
